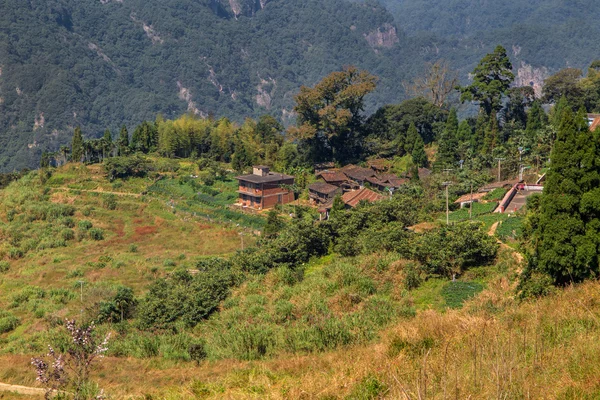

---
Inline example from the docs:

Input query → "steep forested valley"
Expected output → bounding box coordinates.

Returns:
[1,0,600,170]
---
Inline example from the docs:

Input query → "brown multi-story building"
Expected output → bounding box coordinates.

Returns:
[236,166,295,210]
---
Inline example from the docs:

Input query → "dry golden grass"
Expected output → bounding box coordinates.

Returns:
[2,279,599,399]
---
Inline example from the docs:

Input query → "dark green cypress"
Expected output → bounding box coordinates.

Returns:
[71,126,84,163]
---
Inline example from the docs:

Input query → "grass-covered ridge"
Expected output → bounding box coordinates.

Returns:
[0,160,598,399]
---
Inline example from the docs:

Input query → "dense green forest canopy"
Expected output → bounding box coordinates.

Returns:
[0,0,422,171]
[381,0,600,70]
[2,0,600,171]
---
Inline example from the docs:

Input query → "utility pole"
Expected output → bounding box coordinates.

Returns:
[518,146,524,162]
[443,181,452,225]
[519,165,531,181]
[77,280,84,318]
[495,158,505,182]
[469,183,473,220]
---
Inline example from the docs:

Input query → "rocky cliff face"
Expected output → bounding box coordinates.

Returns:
[216,0,270,18]
[364,23,399,50]
[514,61,550,98]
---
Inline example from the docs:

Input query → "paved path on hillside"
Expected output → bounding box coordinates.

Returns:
[0,382,44,396]
[502,189,536,213]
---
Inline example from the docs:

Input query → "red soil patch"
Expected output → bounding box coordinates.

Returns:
[112,219,125,237]
[135,226,158,235]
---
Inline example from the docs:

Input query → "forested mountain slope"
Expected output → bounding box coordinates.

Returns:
[382,0,600,71]
[0,0,426,171]
[2,0,600,171]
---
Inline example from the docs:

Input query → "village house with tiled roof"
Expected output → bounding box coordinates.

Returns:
[236,166,294,210]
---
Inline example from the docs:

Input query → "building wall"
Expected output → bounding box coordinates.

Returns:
[237,178,295,209]
[262,191,294,208]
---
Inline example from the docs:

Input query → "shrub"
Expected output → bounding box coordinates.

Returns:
[0,313,20,333]
[6,209,16,222]
[97,286,137,323]
[89,228,104,241]
[78,220,93,231]
[0,261,9,273]
[103,194,118,210]
[188,343,208,365]
[163,259,176,267]
[7,247,23,260]
[403,263,422,290]
[104,155,153,181]
[137,261,236,330]
[411,223,498,276]
[129,244,138,253]
[518,271,555,299]
[67,269,84,278]
[37,238,67,250]
[60,217,76,228]
[61,228,75,241]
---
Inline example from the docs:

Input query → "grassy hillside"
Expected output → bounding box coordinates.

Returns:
[0,161,260,359]
[2,245,600,398]
[0,162,599,398]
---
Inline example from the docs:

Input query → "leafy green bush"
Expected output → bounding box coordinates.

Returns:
[163,259,176,267]
[518,271,555,299]
[7,247,23,260]
[0,313,20,334]
[137,259,237,330]
[97,286,137,323]
[10,286,46,308]
[103,194,118,210]
[89,228,104,241]
[78,220,93,231]
[49,289,75,304]
[235,219,330,274]
[0,261,9,273]
[188,343,208,365]
[61,228,75,241]
[412,223,498,276]
[104,155,153,181]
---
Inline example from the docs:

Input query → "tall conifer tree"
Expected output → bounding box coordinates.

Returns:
[437,108,458,166]
[412,131,428,168]
[118,125,130,156]
[71,126,83,163]
[533,107,600,284]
